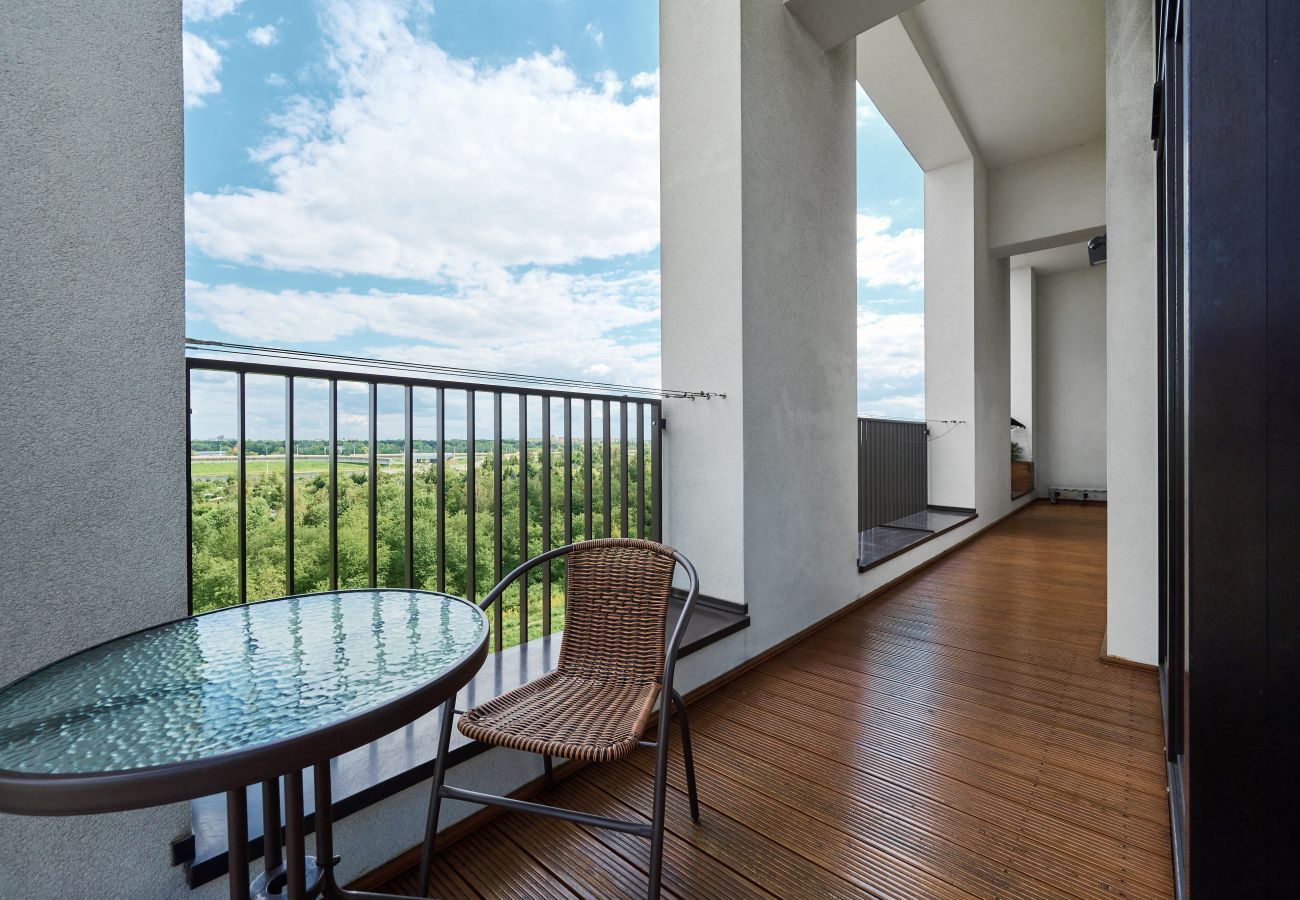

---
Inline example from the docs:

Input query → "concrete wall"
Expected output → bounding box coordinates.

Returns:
[923,159,978,509]
[1104,0,1157,665]
[988,140,1106,257]
[971,164,1013,522]
[662,0,1029,699]
[0,1,191,897]
[661,0,747,604]
[1034,266,1107,495]
[1010,267,1035,458]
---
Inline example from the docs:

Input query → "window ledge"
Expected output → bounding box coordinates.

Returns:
[175,594,749,889]
[858,506,978,572]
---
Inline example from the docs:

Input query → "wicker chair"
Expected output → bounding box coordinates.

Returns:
[416,538,700,899]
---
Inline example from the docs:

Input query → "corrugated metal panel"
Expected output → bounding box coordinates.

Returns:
[858,418,928,532]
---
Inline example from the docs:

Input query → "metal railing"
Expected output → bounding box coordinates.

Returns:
[857,417,928,532]
[186,353,662,653]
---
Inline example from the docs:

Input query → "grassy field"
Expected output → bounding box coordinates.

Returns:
[189,455,479,479]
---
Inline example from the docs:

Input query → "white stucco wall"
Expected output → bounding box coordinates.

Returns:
[0,1,191,897]
[662,0,1026,698]
[1010,267,1035,459]
[971,164,1013,522]
[1104,0,1157,665]
[661,0,747,604]
[988,140,1107,257]
[923,159,978,509]
[1034,266,1108,495]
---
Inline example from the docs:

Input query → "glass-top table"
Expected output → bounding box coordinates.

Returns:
[0,589,489,900]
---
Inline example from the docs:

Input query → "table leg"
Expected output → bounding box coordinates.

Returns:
[314,761,335,879]
[262,778,283,874]
[226,788,251,900]
[316,756,430,899]
[284,769,308,898]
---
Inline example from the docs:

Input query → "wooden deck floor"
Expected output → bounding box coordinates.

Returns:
[376,502,1173,898]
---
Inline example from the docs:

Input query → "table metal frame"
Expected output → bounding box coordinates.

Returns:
[0,589,490,900]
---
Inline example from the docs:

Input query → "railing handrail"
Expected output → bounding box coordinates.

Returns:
[186,339,724,401]
[857,414,927,426]
[188,352,665,406]
[185,354,663,658]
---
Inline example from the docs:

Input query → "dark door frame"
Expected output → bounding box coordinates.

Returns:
[1155,0,1299,895]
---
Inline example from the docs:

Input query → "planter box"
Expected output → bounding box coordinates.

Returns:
[1011,460,1034,495]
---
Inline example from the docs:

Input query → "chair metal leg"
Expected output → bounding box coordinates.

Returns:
[646,691,673,898]
[416,697,457,898]
[543,754,554,788]
[671,690,700,823]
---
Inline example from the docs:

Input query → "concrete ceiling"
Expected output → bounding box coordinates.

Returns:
[1010,241,1094,276]
[909,0,1105,169]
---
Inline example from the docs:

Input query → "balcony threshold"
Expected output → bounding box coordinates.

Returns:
[174,593,747,890]
[857,505,978,572]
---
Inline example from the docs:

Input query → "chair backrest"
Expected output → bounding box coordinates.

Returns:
[555,539,678,684]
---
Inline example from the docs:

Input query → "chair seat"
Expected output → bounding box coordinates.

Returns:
[458,671,661,763]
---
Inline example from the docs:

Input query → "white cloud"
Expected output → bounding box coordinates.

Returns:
[585,23,604,48]
[187,0,660,282]
[248,24,280,47]
[186,266,662,387]
[183,32,223,108]
[856,89,879,128]
[630,71,658,95]
[265,72,289,88]
[857,307,924,419]
[857,214,923,290]
[185,0,245,21]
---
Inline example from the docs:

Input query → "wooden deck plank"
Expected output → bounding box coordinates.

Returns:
[369,502,1173,898]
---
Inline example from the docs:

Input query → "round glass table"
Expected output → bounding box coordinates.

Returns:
[0,589,489,900]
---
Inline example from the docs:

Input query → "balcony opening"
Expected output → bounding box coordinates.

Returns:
[854,85,973,569]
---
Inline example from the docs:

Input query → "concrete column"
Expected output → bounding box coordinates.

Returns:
[661,0,856,633]
[0,1,190,896]
[922,157,1011,520]
[1010,267,1035,459]
[972,168,1013,522]
[923,159,978,509]
[1105,0,1157,665]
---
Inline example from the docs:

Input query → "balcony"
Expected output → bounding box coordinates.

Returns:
[856,417,977,571]
[368,502,1172,898]
[5,0,1220,896]
[168,351,1164,896]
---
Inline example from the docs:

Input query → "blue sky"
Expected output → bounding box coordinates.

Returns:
[183,0,923,438]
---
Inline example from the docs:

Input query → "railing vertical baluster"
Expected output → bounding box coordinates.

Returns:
[583,400,593,540]
[636,402,646,539]
[493,392,503,653]
[541,397,552,635]
[602,400,612,537]
[189,355,680,650]
[329,380,338,590]
[518,395,528,641]
[856,418,929,532]
[651,402,662,542]
[436,387,446,593]
[237,370,247,605]
[564,399,573,546]
[466,391,476,606]
[185,367,194,614]
[404,384,414,589]
[285,377,295,595]
[619,400,629,537]
[368,383,378,588]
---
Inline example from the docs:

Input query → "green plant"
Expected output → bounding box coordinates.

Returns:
[1011,441,1025,461]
